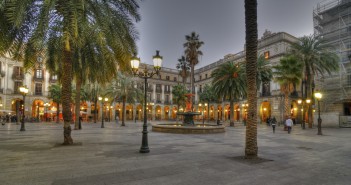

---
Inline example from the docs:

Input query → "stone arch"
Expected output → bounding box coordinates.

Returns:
[136,104,143,121]
[10,98,22,122]
[217,105,222,121]
[126,104,134,120]
[260,101,271,123]
[171,106,177,119]
[224,104,230,121]
[234,104,240,121]
[164,106,170,120]
[155,105,162,120]
[32,99,44,121]
[209,105,215,121]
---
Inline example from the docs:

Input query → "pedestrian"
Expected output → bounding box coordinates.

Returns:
[116,116,119,124]
[271,117,277,133]
[285,116,293,134]
[266,116,271,126]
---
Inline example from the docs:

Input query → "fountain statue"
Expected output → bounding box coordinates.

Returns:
[176,93,201,125]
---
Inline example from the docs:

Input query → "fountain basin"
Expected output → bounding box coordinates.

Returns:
[152,124,225,134]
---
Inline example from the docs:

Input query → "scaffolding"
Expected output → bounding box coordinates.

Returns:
[313,0,351,112]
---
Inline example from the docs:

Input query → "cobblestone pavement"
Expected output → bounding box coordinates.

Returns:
[0,121,350,185]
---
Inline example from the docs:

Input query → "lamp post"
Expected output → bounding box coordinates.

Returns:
[98,96,108,128]
[314,91,323,135]
[131,50,162,153]
[19,86,29,131]
[44,103,50,122]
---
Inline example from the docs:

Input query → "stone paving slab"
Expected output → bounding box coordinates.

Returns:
[0,121,351,185]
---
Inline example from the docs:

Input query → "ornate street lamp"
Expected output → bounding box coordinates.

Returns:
[98,96,108,128]
[314,91,323,135]
[131,50,162,153]
[19,86,29,131]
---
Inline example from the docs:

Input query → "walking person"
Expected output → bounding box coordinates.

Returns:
[285,116,293,134]
[116,116,119,124]
[271,117,277,133]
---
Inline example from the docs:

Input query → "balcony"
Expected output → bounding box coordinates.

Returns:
[49,78,58,83]
[164,101,171,105]
[156,100,162,104]
[33,76,44,82]
[147,87,153,92]
[12,73,24,81]
[261,91,271,97]
[156,88,162,93]
[35,91,43,96]
[164,90,171,94]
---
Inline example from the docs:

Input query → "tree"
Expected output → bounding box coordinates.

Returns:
[273,56,303,117]
[184,32,204,106]
[256,55,273,89]
[47,84,61,123]
[290,35,339,127]
[84,84,101,124]
[2,0,140,144]
[176,56,190,85]
[199,84,216,122]
[172,84,188,123]
[212,62,246,126]
[245,0,258,158]
[106,72,142,126]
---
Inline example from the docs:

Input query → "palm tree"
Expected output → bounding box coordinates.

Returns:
[172,84,188,123]
[48,84,62,123]
[256,55,273,89]
[273,56,303,117]
[176,56,190,85]
[85,83,101,124]
[245,0,258,158]
[199,84,216,122]
[106,72,142,126]
[212,62,246,126]
[290,35,339,127]
[183,32,204,104]
[2,0,140,144]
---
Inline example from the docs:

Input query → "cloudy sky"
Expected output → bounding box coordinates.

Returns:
[135,0,324,69]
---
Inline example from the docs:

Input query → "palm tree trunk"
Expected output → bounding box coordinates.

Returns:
[230,99,234,126]
[56,102,60,123]
[122,98,126,126]
[74,77,82,130]
[284,88,290,117]
[245,0,258,158]
[94,99,97,123]
[207,102,210,123]
[62,48,73,145]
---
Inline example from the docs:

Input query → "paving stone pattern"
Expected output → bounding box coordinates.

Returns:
[0,121,351,185]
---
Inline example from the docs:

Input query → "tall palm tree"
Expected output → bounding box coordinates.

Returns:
[2,0,140,144]
[176,56,190,85]
[290,35,339,127]
[199,84,216,122]
[245,0,258,158]
[106,72,142,126]
[85,83,101,124]
[274,56,303,117]
[212,62,246,126]
[183,32,204,104]
[172,84,188,123]
[48,84,62,123]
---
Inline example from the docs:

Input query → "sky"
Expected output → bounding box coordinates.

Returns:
[135,0,324,69]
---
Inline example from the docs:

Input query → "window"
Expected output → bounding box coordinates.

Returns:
[199,75,202,80]
[199,85,202,93]
[36,69,43,78]
[14,66,23,76]
[264,51,270,59]
[165,85,170,92]
[147,93,151,101]
[35,83,42,95]
[174,77,177,81]
[159,75,162,79]
[205,74,208,79]
[14,82,22,94]
[51,75,58,80]
[156,84,161,92]
[166,76,170,80]
[157,94,161,102]
[165,95,169,103]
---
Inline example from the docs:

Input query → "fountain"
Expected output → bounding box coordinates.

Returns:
[152,93,225,134]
